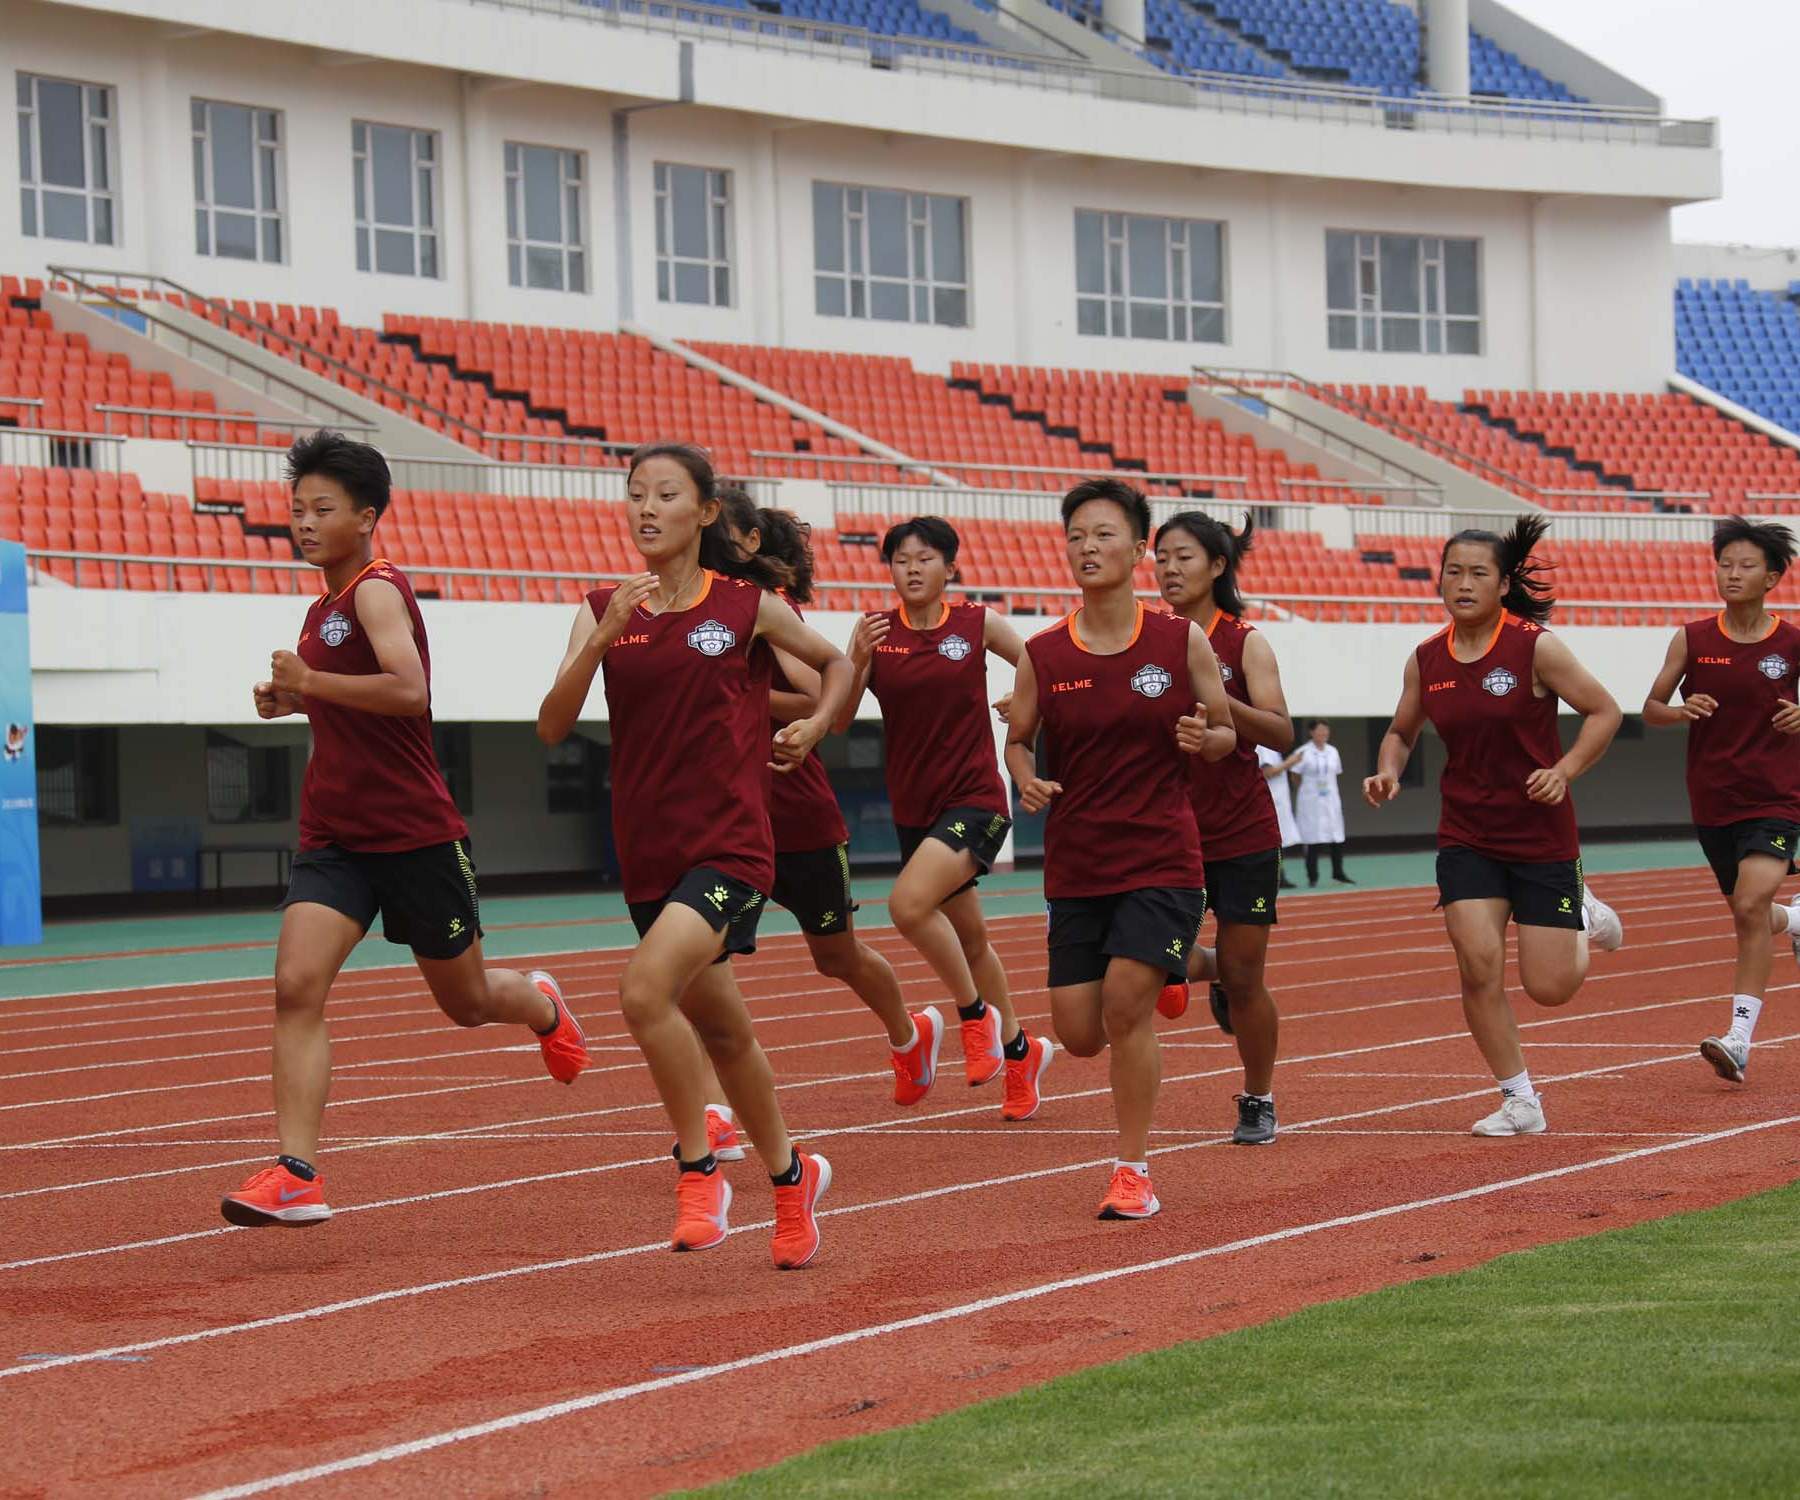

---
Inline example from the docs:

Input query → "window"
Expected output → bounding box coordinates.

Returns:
[1326,231,1481,355]
[546,735,602,815]
[191,100,284,262]
[433,723,473,814]
[354,121,440,278]
[1074,210,1226,343]
[506,143,585,293]
[655,163,732,308]
[17,74,116,245]
[205,731,291,823]
[35,727,118,826]
[812,181,968,327]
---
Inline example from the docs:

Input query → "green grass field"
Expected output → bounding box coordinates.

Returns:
[693,1182,1800,1499]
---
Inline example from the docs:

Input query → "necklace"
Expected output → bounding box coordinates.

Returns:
[646,564,702,616]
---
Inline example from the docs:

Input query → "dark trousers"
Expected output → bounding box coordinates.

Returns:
[1305,842,1347,884]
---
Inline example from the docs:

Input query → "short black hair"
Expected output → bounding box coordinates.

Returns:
[1712,515,1797,577]
[1061,477,1151,541]
[286,430,392,519]
[880,514,960,565]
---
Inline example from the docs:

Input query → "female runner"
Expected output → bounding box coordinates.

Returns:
[1005,478,1236,1218]
[537,445,851,1268]
[1643,515,1800,1085]
[837,516,1054,1121]
[1364,517,1625,1138]
[1154,511,1291,1145]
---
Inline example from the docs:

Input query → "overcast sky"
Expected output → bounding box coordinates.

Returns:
[1498,0,1800,247]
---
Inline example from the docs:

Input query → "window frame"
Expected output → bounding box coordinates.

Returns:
[16,71,119,246]
[1326,229,1482,356]
[190,98,286,264]
[1073,208,1227,344]
[353,119,442,279]
[204,730,292,825]
[34,726,120,827]
[812,179,970,329]
[654,161,734,309]
[505,140,586,294]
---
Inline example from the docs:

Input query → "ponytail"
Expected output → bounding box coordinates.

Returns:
[754,506,816,606]
[705,482,796,595]
[1153,509,1255,618]
[1440,515,1554,625]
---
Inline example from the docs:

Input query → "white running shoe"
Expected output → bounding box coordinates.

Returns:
[1472,1094,1547,1137]
[1699,1035,1749,1084]
[1581,887,1623,952]
[1787,894,1800,966]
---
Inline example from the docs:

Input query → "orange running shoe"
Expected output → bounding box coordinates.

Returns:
[1096,1163,1161,1220]
[668,1105,747,1163]
[671,1168,733,1252]
[771,1151,832,1270]
[891,1006,943,1106]
[1001,1035,1055,1121]
[959,1006,1004,1087]
[220,1163,331,1227]
[1157,982,1190,1020]
[531,970,588,1085]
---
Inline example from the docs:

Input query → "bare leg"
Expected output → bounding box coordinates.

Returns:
[1215,922,1277,1095]
[1514,921,1589,1010]
[1727,854,1789,1000]
[414,940,558,1030]
[679,962,794,1176]
[887,839,985,1010]
[942,885,1020,1043]
[269,902,365,1163]
[1444,898,1524,1078]
[1100,957,1164,1162]
[1049,979,1105,1059]
[618,905,732,1163]
[807,924,913,1048]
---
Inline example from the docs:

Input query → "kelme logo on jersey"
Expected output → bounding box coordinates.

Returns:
[319,610,353,648]
[1481,666,1518,697]
[1131,664,1172,698]
[1758,653,1789,680]
[937,634,972,661]
[686,619,737,657]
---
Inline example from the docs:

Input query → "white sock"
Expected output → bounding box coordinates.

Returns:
[1247,1092,1273,1104]
[1727,994,1762,1046]
[708,1102,734,1122]
[1774,905,1792,936]
[1496,1069,1537,1103]
[1116,1159,1150,1175]
[893,1020,919,1053]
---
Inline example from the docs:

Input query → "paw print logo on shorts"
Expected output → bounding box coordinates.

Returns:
[706,884,729,909]
[1481,667,1517,697]
[1166,937,1185,958]
[448,917,465,937]
[950,821,967,837]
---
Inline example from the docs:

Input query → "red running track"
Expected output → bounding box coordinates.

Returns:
[2,868,1797,1497]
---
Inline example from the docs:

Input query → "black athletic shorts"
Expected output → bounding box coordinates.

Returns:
[628,865,767,964]
[1695,819,1800,896]
[280,837,481,960]
[1047,885,1208,988]
[1436,845,1584,931]
[772,843,856,937]
[896,805,1011,901]
[1205,846,1280,927]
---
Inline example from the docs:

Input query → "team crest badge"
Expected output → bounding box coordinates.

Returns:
[937,634,972,661]
[1219,663,1234,682]
[319,610,353,647]
[1757,653,1789,680]
[1481,667,1517,697]
[1131,664,1172,698]
[686,619,737,657]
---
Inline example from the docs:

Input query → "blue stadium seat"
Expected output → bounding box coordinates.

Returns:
[1676,279,1800,435]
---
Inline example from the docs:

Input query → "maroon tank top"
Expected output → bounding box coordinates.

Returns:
[589,571,774,902]
[1416,611,1578,862]
[1186,612,1282,861]
[1680,613,1800,826]
[297,559,466,854]
[765,600,848,855]
[867,599,1008,826]
[1027,603,1205,899]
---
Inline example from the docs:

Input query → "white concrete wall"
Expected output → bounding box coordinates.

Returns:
[0,0,1712,399]
[1673,242,1800,292]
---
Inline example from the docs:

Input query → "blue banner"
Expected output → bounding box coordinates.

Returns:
[0,540,42,946]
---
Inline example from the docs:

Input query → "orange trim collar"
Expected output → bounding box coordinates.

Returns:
[1716,610,1781,643]
[1070,600,1145,655]
[1205,609,1236,640]
[323,556,390,604]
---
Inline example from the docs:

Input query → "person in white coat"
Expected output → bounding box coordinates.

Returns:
[1257,742,1300,890]
[1294,720,1352,886]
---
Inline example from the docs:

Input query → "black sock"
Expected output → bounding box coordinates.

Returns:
[276,1154,316,1181]
[531,995,560,1036]
[1002,1029,1029,1061]
[771,1153,804,1187]
[674,1151,718,1175]
[956,998,988,1022]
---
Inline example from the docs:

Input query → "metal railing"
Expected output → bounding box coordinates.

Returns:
[0,427,123,472]
[1341,502,1753,546]
[42,268,375,437]
[90,403,377,444]
[0,395,44,424]
[756,448,1251,491]
[449,0,1714,147]
[1192,366,1445,504]
[826,479,1329,527]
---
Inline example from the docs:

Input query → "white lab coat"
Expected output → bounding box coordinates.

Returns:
[1257,744,1301,849]
[1294,742,1345,845]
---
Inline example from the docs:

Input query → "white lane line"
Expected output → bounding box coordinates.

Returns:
[186,1111,1800,1500]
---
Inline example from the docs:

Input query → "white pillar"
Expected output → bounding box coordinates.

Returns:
[1102,0,1145,44]
[1421,0,1470,97]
